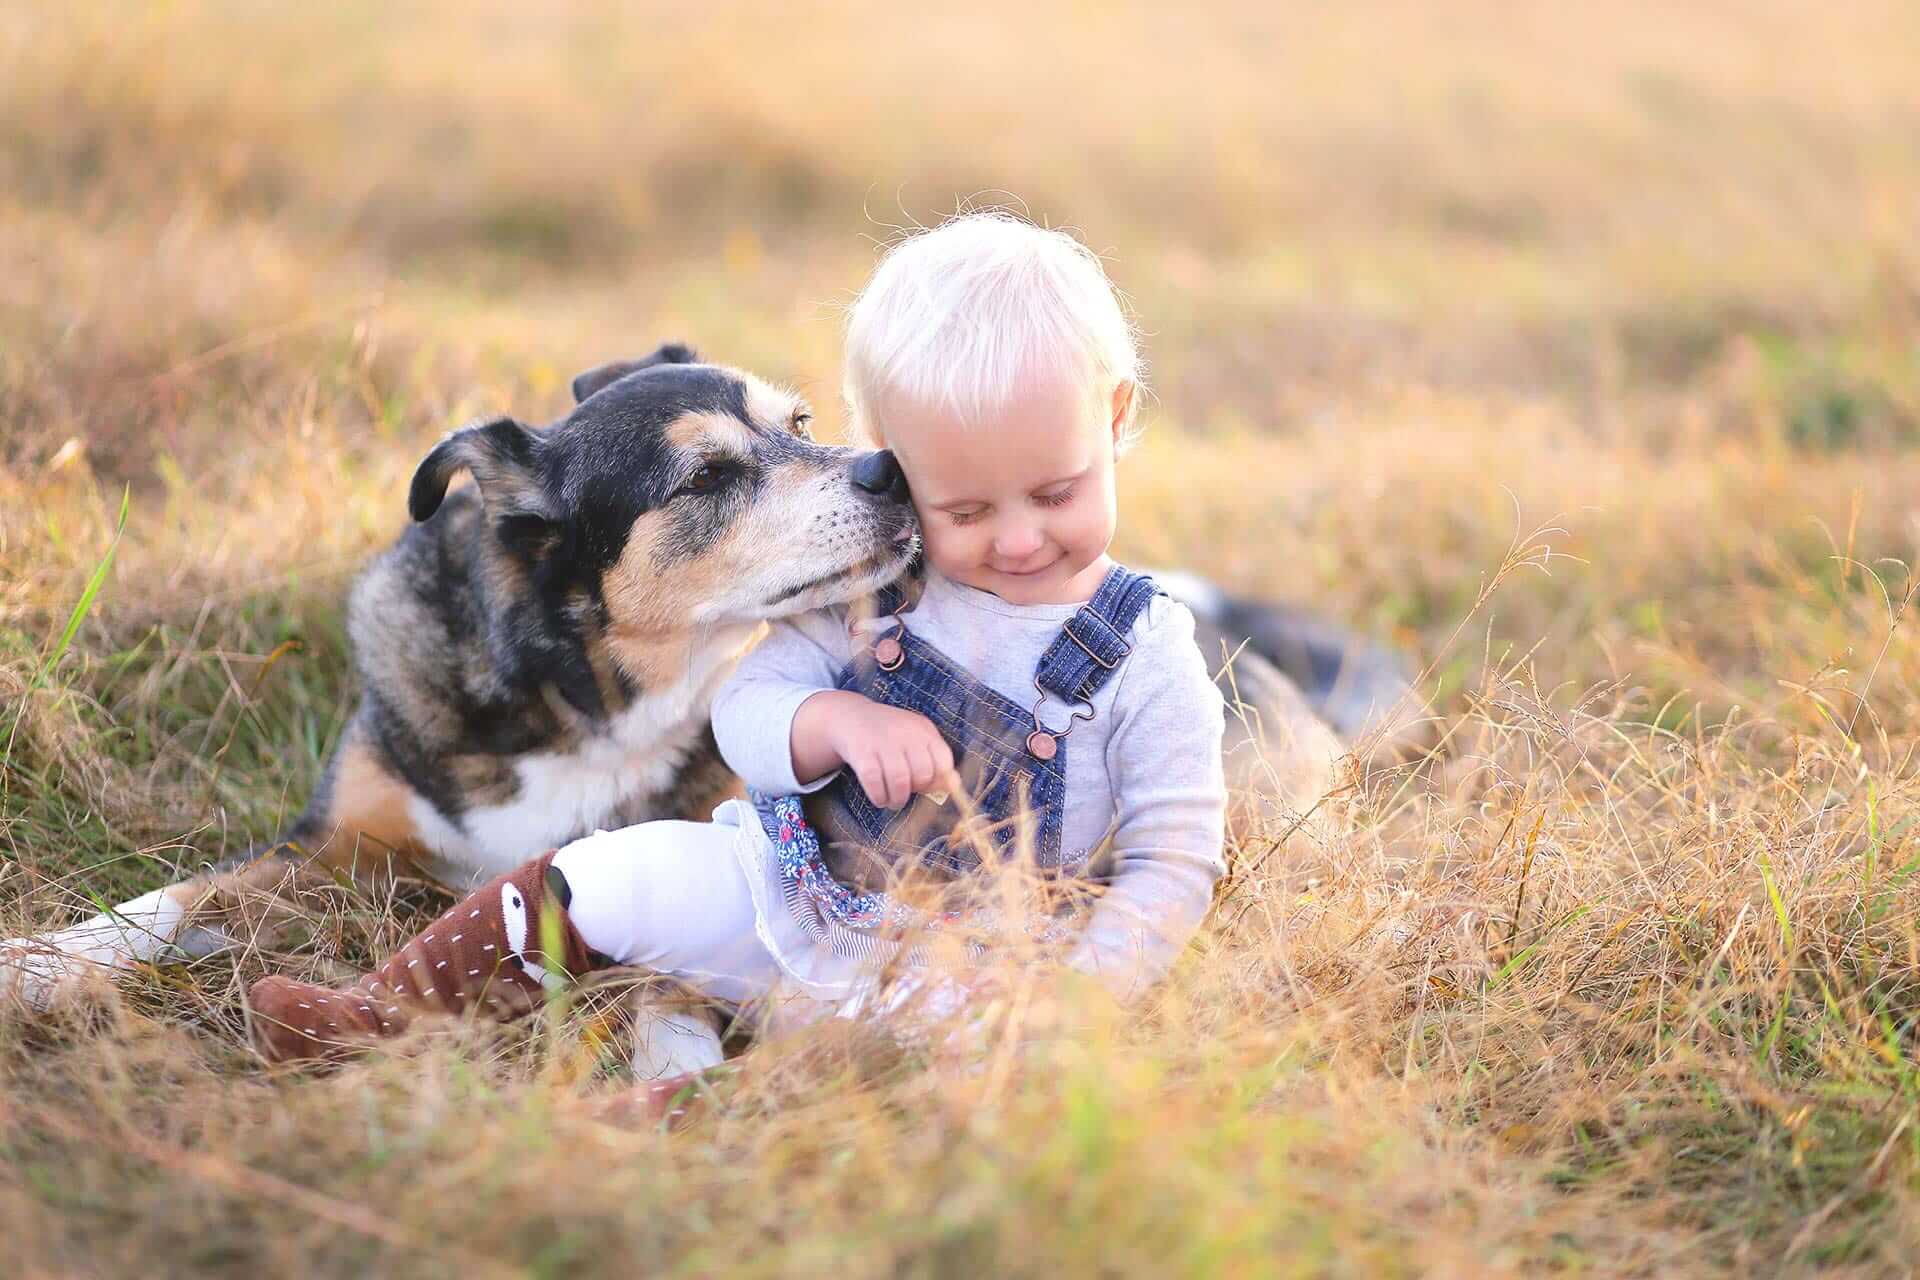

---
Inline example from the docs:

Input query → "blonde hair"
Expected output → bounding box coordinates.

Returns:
[843,211,1143,451]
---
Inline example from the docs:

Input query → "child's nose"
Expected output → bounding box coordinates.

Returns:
[993,522,1044,558]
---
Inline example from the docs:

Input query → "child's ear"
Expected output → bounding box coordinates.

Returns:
[1109,380,1137,448]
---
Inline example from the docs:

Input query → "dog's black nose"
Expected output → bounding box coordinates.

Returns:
[850,449,910,503]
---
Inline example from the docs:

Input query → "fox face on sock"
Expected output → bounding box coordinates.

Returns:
[501,878,566,992]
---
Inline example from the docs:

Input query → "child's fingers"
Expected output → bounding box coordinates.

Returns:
[880,750,913,809]
[909,742,940,792]
[859,755,892,809]
[923,739,957,798]
[852,754,890,809]
[908,719,948,770]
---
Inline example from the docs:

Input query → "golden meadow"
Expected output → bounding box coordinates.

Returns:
[5,2,1920,1273]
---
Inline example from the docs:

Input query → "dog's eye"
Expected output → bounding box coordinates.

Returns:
[679,465,724,496]
[790,411,813,439]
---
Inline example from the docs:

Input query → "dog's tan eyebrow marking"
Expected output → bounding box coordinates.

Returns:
[711,368,808,437]
[742,380,805,432]
[666,411,756,457]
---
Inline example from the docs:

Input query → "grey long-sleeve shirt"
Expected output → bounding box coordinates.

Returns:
[710,570,1228,1001]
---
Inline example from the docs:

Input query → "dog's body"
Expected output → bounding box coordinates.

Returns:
[0,345,1410,1012]
[284,481,745,888]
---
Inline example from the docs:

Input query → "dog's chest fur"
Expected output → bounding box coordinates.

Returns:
[409,634,747,885]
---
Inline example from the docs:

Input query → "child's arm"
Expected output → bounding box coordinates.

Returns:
[713,612,955,807]
[710,610,853,794]
[1065,600,1230,1003]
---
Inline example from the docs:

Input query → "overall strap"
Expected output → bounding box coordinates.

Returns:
[866,553,925,624]
[873,577,912,619]
[1034,566,1160,706]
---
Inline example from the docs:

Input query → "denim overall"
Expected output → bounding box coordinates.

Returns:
[751,566,1160,950]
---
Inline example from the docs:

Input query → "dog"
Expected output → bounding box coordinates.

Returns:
[0,343,1412,1012]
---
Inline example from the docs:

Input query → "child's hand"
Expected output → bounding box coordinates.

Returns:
[828,698,957,809]
[792,690,956,809]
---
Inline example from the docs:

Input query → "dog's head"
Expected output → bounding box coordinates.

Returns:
[407,344,918,644]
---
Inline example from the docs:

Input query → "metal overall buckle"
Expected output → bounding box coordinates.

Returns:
[1026,676,1095,762]
[867,587,912,671]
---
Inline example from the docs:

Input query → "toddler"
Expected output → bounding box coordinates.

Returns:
[247,213,1230,1094]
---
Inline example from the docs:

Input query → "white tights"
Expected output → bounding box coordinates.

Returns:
[550,818,980,1079]
[551,820,788,1078]
[552,821,784,1005]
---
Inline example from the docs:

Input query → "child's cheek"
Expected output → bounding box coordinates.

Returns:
[916,518,964,573]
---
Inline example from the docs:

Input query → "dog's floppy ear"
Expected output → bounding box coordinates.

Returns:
[571,342,699,403]
[408,416,558,549]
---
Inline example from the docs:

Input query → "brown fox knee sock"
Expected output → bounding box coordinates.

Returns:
[247,849,601,1064]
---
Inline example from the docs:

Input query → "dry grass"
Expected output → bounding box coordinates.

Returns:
[6,0,1920,1274]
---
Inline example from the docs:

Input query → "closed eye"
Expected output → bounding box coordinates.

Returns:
[1035,486,1076,509]
[946,506,988,527]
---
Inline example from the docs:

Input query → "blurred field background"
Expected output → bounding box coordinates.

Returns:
[6,1,1920,1274]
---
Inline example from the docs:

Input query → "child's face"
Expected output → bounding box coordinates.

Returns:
[880,368,1129,605]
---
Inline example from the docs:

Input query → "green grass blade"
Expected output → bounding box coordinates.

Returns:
[38,486,131,686]
[1491,904,1594,987]
[1759,853,1794,952]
